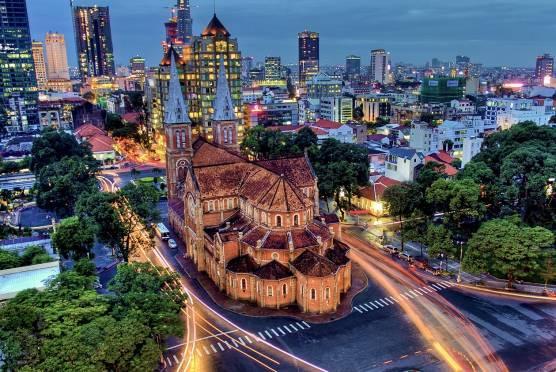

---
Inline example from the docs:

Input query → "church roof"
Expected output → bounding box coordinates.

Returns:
[212,55,237,121]
[291,249,338,277]
[201,14,230,37]
[192,138,245,167]
[164,52,191,125]
[254,260,293,280]
[226,255,258,274]
[255,156,316,188]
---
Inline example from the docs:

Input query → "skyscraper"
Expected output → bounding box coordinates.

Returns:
[264,56,282,80]
[535,53,554,81]
[72,6,115,78]
[191,14,242,130]
[32,41,48,90]
[177,0,193,45]
[298,31,319,88]
[130,56,146,76]
[370,49,391,85]
[0,0,38,131]
[345,55,361,81]
[45,32,70,80]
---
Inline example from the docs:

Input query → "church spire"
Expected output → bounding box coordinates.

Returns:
[212,55,236,121]
[164,51,191,125]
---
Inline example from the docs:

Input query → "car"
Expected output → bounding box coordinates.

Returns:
[382,244,399,255]
[399,252,413,262]
[168,239,177,250]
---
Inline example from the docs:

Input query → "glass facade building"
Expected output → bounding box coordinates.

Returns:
[298,31,319,88]
[0,0,39,132]
[72,6,115,79]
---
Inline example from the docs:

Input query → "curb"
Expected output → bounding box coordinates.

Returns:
[453,283,556,302]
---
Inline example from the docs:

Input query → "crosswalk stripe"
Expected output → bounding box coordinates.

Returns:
[296,322,306,330]
[173,354,179,363]
[389,296,399,303]
[422,287,433,293]
[257,332,266,340]
[210,344,218,353]
[224,341,232,349]
[363,303,374,311]
[377,299,389,306]
[404,292,414,298]
[384,298,395,305]
[399,293,408,299]
[231,338,239,347]
[435,282,447,288]
[428,285,437,291]
[277,327,286,335]
[409,290,421,297]
[217,343,225,351]
[370,302,380,309]
[196,347,203,357]
[283,325,292,333]
[374,300,385,308]
[442,281,454,287]
[244,335,252,344]
[415,288,426,295]
[265,330,272,338]
[431,284,442,290]
[355,306,363,313]
[271,329,280,337]
[203,346,211,355]
[289,323,298,331]
[166,357,173,366]
[237,337,246,345]
[302,321,311,328]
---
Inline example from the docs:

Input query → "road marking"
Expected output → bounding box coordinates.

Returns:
[442,281,454,287]
[224,341,232,349]
[203,346,211,355]
[354,306,364,313]
[244,335,253,344]
[363,303,374,311]
[296,322,306,330]
[265,330,272,338]
[389,296,399,303]
[384,297,395,305]
[427,285,438,291]
[409,290,421,297]
[237,337,246,346]
[210,344,218,353]
[258,332,266,340]
[283,325,293,333]
[437,282,450,289]
[289,323,298,331]
[399,293,408,300]
[231,338,239,347]
[173,354,179,363]
[270,329,280,337]
[404,292,414,299]
[217,342,225,351]
[302,321,311,328]
[196,348,202,357]
[277,327,286,335]
[370,302,380,309]
[413,288,425,295]
[166,357,173,366]
[431,284,442,290]
[373,300,385,308]
[380,298,392,306]
[422,286,434,293]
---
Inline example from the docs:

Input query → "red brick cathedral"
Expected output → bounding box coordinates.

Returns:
[165,49,352,313]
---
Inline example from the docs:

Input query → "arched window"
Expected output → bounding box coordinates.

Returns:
[241,278,246,291]
[301,286,305,298]
[293,214,299,226]
[223,127,228,143]
[176,131,182,149]
[310,288,316,300]
[325,287,330,300]
[181,130,187,148]
[276,215,282,227]
[282,283,287,296]
[261,212,267,225]
[267,286,273,297]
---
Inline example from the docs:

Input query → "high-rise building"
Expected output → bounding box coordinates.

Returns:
[45,32,70,80]
[191,14,242,131]
[345,55,361,81]
[535,53,554,81]
[370,49,391,85]
[73,6,115,78]
[130,56,146,76]
[32,41,48,90]
[177,0,193,45]
[0,0,38,131]
[264,56,282,80]
[298,31,319,88]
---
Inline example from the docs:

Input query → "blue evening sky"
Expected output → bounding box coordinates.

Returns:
[27,0,556,68]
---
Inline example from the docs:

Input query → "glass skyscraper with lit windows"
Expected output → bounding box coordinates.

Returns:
[298,31,319,88]
[72,6,115,79]
[0,0,39,132]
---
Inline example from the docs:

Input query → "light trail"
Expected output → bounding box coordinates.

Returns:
[345,232,508,372]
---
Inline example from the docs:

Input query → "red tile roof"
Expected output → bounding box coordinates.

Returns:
[424,151,458,177]
[255,157,315,188]
[291,249,338,277]
[226,255,258,273]
[358,176,400,202]
[313,119,342,130]
[122,112,141,123]
[254,260,293,280]
[74,124,105,139]
[87,134,114,153]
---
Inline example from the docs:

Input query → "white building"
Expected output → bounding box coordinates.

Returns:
[319,96,353,124]
[306,72,342,99]
[462,136,484,167]
[486,98,553,130]
[385,148,424,182]
[370,49,391,85]
[409,121,440,154]
[450,99,475,114]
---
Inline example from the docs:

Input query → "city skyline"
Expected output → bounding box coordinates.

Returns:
[28,0,555,68]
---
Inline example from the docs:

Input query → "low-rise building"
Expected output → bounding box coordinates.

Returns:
[319,96,353,124]
[385,148,424,182]
[74,124,116,164]
[352,176,400,216]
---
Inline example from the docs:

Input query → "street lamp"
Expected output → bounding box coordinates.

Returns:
[455,238,465,283]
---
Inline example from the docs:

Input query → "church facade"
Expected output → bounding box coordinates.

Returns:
[163,43,351,314]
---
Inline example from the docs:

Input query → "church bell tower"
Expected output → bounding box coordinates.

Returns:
[164,49,193,200]
[211,55,239,152]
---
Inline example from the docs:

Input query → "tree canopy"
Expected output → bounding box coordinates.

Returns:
[52,216,96,260]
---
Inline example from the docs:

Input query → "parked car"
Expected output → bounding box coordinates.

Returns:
[168,239,177,250]
[382,245,399,255]
[399,252,413,263]
[426,266,442,276]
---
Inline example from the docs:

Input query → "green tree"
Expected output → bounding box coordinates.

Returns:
[463,217,554,287]
[294,126,318,151]
[30,128,95,173]
[425,223,456,269]
[52,216,95,260]
[20,245,51,266]
[383,183,422,250]
[36,157,99,217]
[403,210,429,256]
[0,249,20,269]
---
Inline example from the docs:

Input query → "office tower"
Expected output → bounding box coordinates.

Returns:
[241,56,254,79]
[130,56,146,75]
[264,56,282,80]
[298,31,319,88]
[72,6,115,78]
[45,32,70,80]
[456,55,470,66]
[345,55,361,80]
[535,53,554,81]
[0,0,39,131]
[176,0,193,44]
[32,41,48,90]
[191,13,242,130]
[370,49,391,85]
